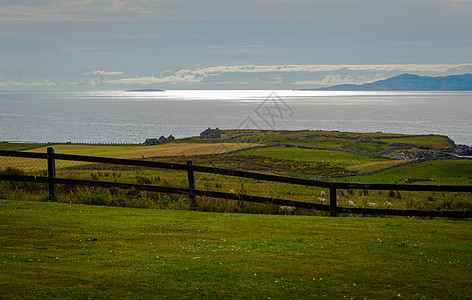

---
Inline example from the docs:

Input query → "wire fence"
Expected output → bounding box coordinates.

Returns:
[1,148,471,218]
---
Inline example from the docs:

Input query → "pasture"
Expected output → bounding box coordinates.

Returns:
[1,129,471,212]
[0,142,260,173]
[25,142,260,158]
[1,200,471,299]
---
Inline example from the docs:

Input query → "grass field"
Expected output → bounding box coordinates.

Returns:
[0,143,47,151]
[1,200,471,299]
[223,129,455,152]
[0,142,260,173]
[235,146,406,173]
[26,142,261,158]
[342,160,472,186]
[1,130,470,213]
[378,135,455,150]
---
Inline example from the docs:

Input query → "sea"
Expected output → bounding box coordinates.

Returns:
[1,90,471,146]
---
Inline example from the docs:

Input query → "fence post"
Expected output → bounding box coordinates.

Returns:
[329,187,337,217]
[187,161,197,210]
[47,147,56,201]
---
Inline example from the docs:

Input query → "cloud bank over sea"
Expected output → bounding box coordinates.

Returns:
[5,63,469,90]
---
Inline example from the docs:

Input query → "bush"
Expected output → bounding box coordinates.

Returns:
[90,172,100,181]
[136,175,152,185]
[77,187,110,206]
[0,167,25,176]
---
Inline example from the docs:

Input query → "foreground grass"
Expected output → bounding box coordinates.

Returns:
[1,200,471,299]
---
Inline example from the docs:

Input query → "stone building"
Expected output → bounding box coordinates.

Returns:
[200,128,228,139]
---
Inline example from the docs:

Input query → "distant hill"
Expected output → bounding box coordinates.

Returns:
[311,73,472,91]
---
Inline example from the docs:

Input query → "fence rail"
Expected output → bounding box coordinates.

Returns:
[1,148,471,218]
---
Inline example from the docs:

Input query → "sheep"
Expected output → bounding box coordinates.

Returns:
[320,190,326,198]
[384,201,393,207]
[368,202,378,207]
[317,197,327,203]
[279,206,296,214]
[346,200,355,206]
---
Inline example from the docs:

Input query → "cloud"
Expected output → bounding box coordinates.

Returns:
[292,74,388,86]
[103,63,472,86]
[85,70,125,76]
[0,76,56,87]
[448,0,472,8]
[292,75,356,86]
[105,69,206,85]
[2,0,471,24]
[61,47,109,55]
[0,0,165,22]
[197,64,472,74]
[5,63,471,89]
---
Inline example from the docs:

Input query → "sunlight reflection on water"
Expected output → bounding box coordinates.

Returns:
[0,90,471,145]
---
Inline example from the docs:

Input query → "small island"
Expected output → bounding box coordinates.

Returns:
[126,89,165,92]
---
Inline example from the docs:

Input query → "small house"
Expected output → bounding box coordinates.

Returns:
[200,128,228,139]
[144,135,175,145]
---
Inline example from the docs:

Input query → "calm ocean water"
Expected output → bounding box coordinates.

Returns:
[0,90,471,146]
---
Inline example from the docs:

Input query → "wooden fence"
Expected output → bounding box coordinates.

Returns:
[0,147,471,218]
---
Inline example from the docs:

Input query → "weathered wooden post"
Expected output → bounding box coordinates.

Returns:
[329,187,337,217]
[187,160,197,210]
[47,147,56,201]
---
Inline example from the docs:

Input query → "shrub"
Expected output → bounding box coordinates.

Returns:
[0,167,25,176]
[136,175,152,185]
[77,187,110,206]
[159,194,173,208]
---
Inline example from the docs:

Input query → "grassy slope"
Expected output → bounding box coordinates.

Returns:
[378,135,455,150]
[25,142,261,158]
[0,142,261,173]
[1,130,470,211]
[340,160,472,185]
[224,129,454,151]
[0,143,46,151]
[1,200,471,299]
[237,146,389,165]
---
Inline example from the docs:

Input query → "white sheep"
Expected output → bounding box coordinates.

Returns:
[368,202,378,207]
[320,190,326,198]
[279,206,296,214]
[384,201,393,207]
[317,197,327,203]
[346,200,355,206]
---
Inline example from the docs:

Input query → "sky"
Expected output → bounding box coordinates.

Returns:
[1,0,472,90]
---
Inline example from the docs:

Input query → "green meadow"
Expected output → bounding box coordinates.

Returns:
[1,130,471,298]
[1,130,471,212]
[1,200,471,299]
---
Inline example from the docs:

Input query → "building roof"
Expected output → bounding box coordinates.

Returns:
[200,127,227,135]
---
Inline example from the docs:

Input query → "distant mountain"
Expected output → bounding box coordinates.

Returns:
[311,73,472,91]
